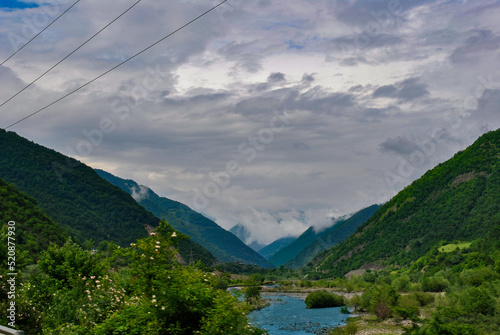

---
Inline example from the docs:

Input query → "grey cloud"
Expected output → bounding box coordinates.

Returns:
[372,77,429,102]
[450,30,500,64]
[379,136,420,156]
[268,72,286,82]
[339,56,370,67]
[302,73,315,83]
[293,142,310,150]
[373,85,397,98]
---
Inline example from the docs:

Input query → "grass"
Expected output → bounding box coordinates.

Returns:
[439,242,472,253]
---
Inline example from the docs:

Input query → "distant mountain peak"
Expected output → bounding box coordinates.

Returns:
[96,170,274,268]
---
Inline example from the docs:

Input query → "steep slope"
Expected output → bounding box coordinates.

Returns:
[258,236,296,259]
[229,224,265,251]
[95,169,274,268]
[0,130,216,266]
[0,177,69,262]
[285,204,380,269]
[269,220,346,267]
[311,129,500,276]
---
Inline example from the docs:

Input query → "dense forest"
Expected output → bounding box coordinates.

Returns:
[0,130,216,266]
[310,129,500,277]
[285,204,381,269]
[0,177,68,262]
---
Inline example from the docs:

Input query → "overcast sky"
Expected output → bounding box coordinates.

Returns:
[1,0,499,245]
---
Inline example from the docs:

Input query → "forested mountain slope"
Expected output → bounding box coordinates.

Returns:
[311,129,500,276]
[285,204,380,269]
[259,236,296,259]
[0,130,216,266]
[96,169,274,268]
[269,221,346,267]
[0,177,68,262]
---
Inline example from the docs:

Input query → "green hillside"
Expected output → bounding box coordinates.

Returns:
[0,130,215,266]
[285,204,380,269]
[259,236,296,259]
[95,169,274,268]
[269,220,347,267]
[311,129,500,276]
[0,177,68,263]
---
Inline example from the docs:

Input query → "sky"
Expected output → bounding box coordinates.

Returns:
[1,0,499,246]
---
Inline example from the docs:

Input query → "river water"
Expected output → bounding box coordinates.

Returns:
[248,293,350,335]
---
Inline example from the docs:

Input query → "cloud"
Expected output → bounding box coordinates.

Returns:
[1,0,499,246]
[372,77,429,102]
[379,136,421,156]
[268,72,286,82]
[130,185,149,202]
[450,30,500,64]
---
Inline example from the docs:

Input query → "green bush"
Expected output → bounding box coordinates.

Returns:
[305,291,344,309]
[421,276,450,292]
[361,284,399,319]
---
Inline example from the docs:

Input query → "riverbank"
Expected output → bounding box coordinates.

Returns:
[255,287,411,335]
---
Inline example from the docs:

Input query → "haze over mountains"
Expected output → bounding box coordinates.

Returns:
[96,169,273,268]
[0,127,498,276]
[310,129,500,276]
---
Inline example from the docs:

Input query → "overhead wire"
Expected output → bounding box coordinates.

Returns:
[0,0,143,110]
[0,0,81,67]
[4,0,228,130]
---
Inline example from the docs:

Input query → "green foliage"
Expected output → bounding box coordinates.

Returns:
[243,274,263,303]
[311,129,500,276]
[421,276,450,292]
[328,322,358,335]
[0,178,68,264]
[305,290,344,309]
[0,130,158,246]
[286,205,380,269]
[96,169,272,268]
[0,222,265,334]
[361,284,399,319]
[340,306,350,314]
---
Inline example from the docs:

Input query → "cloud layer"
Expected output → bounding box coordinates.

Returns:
[1,0,499,245]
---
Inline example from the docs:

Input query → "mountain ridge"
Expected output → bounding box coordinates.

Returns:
[311,129,500,276]
[95,169,274,268]
[0,130,216,266]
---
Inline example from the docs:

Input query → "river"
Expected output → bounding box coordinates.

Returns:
[248,292,350,335]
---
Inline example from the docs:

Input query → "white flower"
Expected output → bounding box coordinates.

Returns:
[172,232,177,237]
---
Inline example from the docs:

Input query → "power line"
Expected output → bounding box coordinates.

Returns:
[0,0,143,109]
[5,0,228,130]
[0,0,81,67]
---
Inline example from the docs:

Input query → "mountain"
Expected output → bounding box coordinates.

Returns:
[258,236,297,259]
[229,224,266,251]
[311,129,500,276]
[268,220,347,267]
[0,177,69,262]
[95,169,274,268]
[0,130,216,266]
[284,204,380,269]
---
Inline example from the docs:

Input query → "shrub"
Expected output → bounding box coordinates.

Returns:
[392,275,411,292]
[361,284,399,319]
[347,294,362,312]
[413,292,435,307]
[421,276,449,292]
[305,291,344,309]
